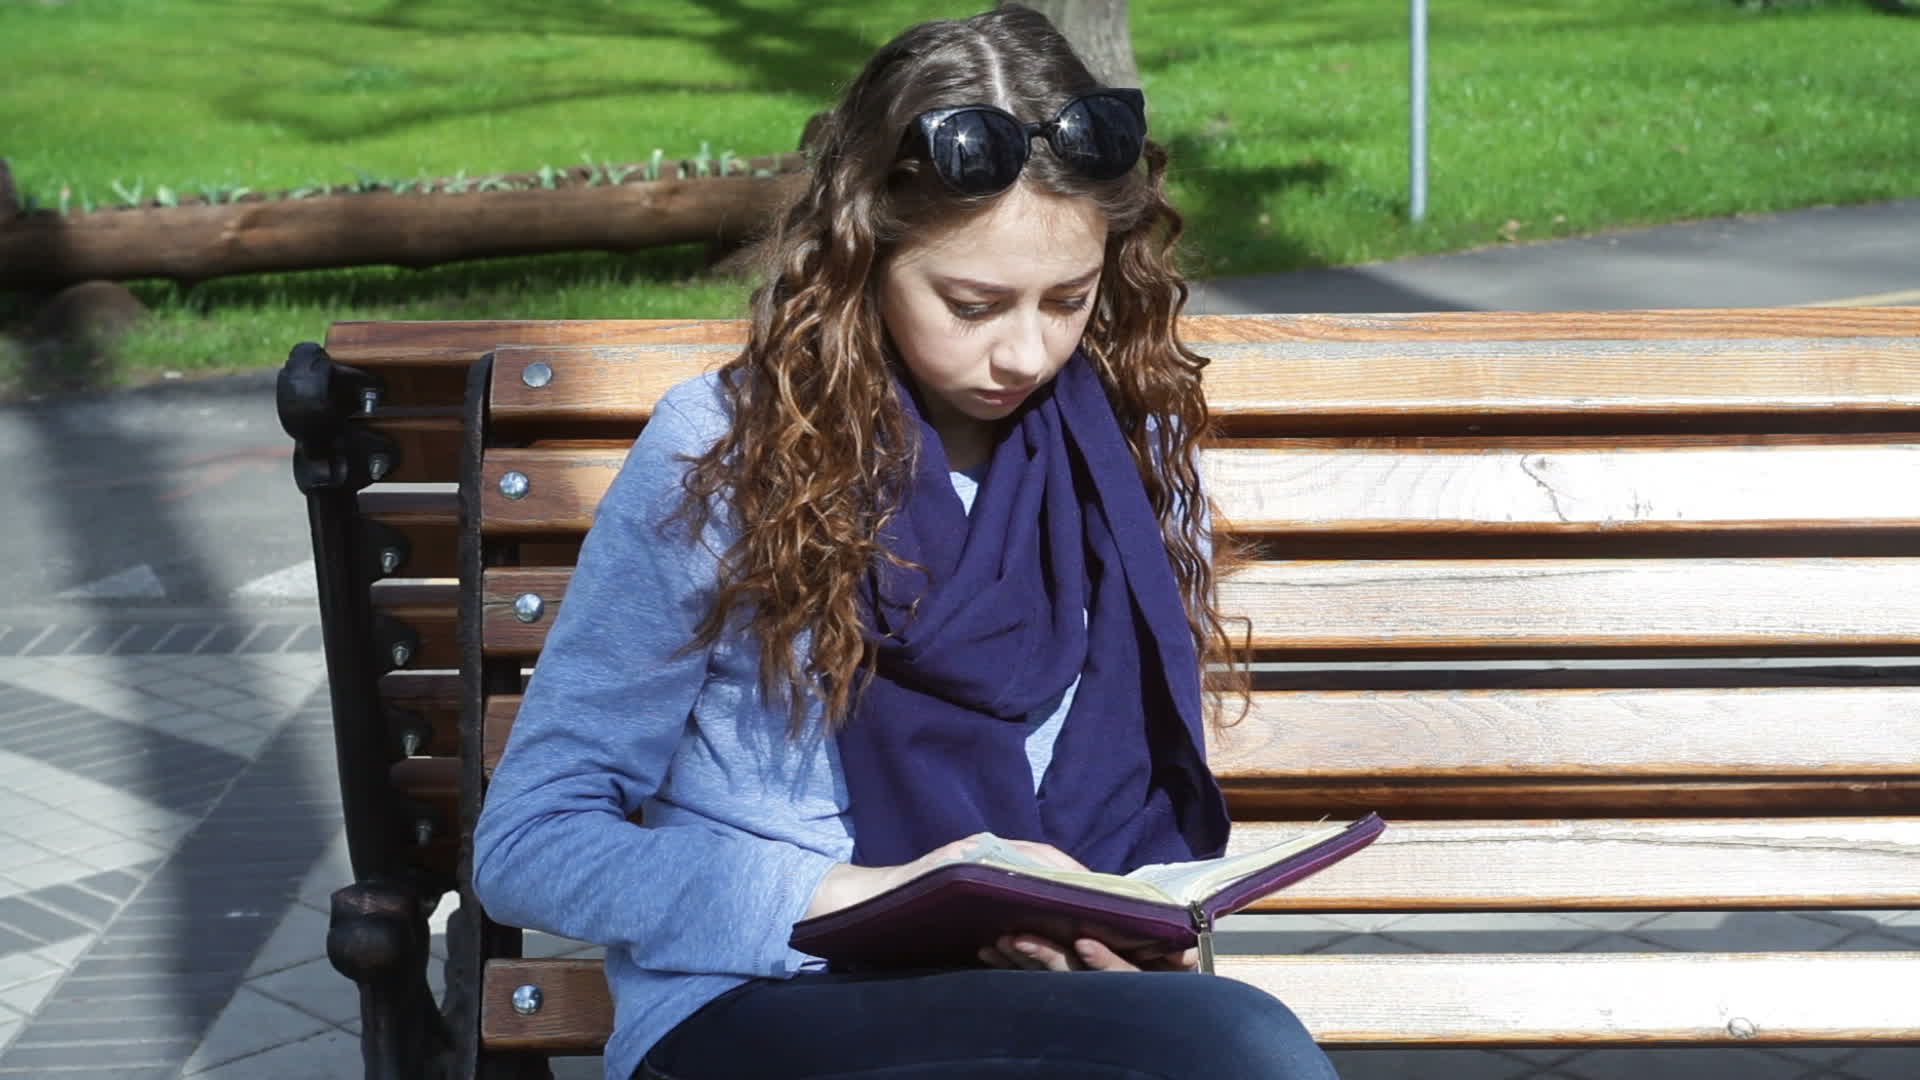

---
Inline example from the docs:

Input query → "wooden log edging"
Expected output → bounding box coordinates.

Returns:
[0,159,18,220]
[1,166,808,289]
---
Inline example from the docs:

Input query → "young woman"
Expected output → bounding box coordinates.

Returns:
[473,6,1339,1078]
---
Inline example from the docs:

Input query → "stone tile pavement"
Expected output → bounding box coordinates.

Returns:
[0,613,1915,1079]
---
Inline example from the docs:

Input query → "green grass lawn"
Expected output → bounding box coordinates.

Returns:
[3,0,1916,392]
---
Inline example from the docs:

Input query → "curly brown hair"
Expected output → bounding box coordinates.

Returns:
[674,4,1246,731]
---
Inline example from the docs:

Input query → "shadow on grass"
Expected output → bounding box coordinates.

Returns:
[134,246,732,313]
[346,0,884,93]
[196,46,800,148]
[202,0,883,143]
[1162,133,1339,279]
[1158,132,1474,314]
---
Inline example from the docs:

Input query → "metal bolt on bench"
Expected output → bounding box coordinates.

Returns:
[512,985,544,1016]
[512,594,544,624]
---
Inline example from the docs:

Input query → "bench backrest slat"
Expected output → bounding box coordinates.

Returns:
[330,308,1920,363]
[476,440,1920,537]
[483,339,1920,432]
[1222,557,1920,655]
[476,558,1920,658]
[1235,816,1920,910]
[476,685,1920,781]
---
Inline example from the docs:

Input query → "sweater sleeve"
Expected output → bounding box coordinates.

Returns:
[470,386,837,978]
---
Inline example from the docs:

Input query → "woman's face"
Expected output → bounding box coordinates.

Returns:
[879,183,1107,453]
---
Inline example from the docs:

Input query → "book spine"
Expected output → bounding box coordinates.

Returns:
[1187,900,1216,975]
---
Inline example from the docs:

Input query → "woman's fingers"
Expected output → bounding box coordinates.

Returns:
[978,934,1197,973]
[992,935,1080,971]
[1001,839,1088,872]
[1070,937,1140,971]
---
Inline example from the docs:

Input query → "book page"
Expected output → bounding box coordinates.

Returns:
[949,835,1176,904]
[1123,821,1347,903]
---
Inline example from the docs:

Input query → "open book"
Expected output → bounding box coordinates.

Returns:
[790,813,1384,972]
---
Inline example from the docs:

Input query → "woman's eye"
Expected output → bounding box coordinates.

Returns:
[946,296,1086,320]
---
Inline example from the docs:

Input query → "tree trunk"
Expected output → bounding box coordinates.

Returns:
[0,170,806,289]
[1005,0,1139,87]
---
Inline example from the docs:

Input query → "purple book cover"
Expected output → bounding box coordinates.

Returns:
[791,813,1385,971]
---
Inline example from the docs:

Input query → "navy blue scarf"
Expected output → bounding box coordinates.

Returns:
[838,350,1229,874]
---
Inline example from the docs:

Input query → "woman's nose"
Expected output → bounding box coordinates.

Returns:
[991,312,1048,384]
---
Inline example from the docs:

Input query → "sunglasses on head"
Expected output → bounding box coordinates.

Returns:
[909,88,1147,197]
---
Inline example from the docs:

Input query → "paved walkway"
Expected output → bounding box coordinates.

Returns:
[1186,198,1920,315]
[0,200,1916,1077]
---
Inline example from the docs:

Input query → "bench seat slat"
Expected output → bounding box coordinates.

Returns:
[480,558,1920,658]
[482,958,611,1053]
[481,952,1920,1052]
[479,441,1920,537]
[1232,818,1920,910]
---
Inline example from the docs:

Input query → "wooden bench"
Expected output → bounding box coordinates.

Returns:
[279,308,1920,1080]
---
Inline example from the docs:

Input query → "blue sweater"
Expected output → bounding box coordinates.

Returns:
[470,372,1075,1080]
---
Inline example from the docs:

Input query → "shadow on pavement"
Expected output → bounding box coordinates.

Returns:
[1,372,338,1070]
[1189,266,1473,315]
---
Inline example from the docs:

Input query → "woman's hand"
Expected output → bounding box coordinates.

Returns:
[978,934,1200,973]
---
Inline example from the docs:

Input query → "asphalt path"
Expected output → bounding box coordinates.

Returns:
[2,199,1915,613]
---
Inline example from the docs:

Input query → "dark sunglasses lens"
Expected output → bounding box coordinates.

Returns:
[928,109,1028,195]
[1051,93,1144,180]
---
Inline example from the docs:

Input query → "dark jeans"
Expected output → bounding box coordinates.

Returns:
[637,969,1339,1079]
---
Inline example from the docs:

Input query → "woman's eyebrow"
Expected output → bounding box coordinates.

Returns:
[933,266,1102,294]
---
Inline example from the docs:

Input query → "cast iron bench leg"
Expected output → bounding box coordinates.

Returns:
[329,879,454,1080]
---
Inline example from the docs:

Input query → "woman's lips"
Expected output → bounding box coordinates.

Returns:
[975,386,1034,408]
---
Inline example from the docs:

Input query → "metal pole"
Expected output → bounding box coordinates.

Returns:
[1410,0,1429,223]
